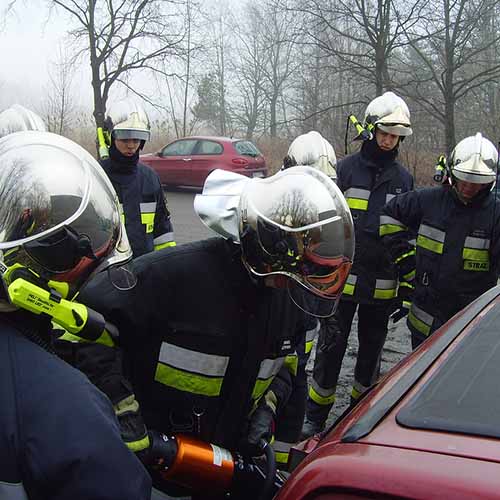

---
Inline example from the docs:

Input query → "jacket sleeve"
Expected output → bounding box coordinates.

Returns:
[22,357,151,500]
[380,190,423,282]
[153,176,176,251]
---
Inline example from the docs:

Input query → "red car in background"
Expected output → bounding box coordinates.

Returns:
[140,136,267,188]
[277,285,500,500]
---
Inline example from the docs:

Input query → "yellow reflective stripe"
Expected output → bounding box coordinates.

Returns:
[380,224,404,236]
[275,452,289,464]
[126,435,150,453]
[252,378,273,400]
[417,235,443,254]
[342,274,357,296]
[351,386,362,400]
[155,363,223,396]
[284,353,298,377]
[463,248,489,262]
[374,289,397,299]
[374,279,397,299]
[408,309,432,336]
[395,248,416,264]
[155,241,176,251]
[403,269,416,281]
[309,385,335,406]
[305,339,314,354]
[347,198,368,210]
[141,213,155,233]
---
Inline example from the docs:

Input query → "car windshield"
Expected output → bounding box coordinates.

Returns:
[234,140,261,157]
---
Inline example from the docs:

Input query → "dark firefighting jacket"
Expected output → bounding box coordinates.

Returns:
[337,147,414,304]
[101,159,175,257]
[380,185,500,337]
[0,312,151,500]
[80,237,304,451]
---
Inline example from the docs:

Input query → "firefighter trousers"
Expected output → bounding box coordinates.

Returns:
[305,299,391,427]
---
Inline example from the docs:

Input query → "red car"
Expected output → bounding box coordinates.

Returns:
[140,136,267,188]
[277,286,500,500]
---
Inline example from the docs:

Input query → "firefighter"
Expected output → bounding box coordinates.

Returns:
[101,100,175,257]
[302,92,414,438]
[380,133,500,349]
[77,166,354,496]
[273,130,336,469]
[0,131,151,499]
[0,104,46,136]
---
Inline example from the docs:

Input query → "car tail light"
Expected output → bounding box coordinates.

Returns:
[232,157,249,167]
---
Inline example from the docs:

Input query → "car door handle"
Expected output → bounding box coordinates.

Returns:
[182,158,192,162]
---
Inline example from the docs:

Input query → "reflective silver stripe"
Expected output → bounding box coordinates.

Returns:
[0,482,29,499]
[311,378,335,398]
[345,188,370,200]
[375,279,397,290]
[306,320,320,343]
[154,231,175,245]
[419,224,445,242]
[140,202,157,213]
[411,303,434,327]
[386,194,395,203]
[273,440,292,454]
[380,215,404,227]
[464,236,490,249]
[346,274,357,285]
[256,357,284,380]
[158,342,229,377]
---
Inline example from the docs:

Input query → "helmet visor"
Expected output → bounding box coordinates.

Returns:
[113,129,150,142]
[377,123,413,137]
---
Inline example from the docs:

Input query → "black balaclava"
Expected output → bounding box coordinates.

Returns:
[108,138,140,174]
[361,136,398,166]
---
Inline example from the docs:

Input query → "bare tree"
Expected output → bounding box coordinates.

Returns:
[51,0,186,130]
[258,0,300,137]
[400,0,500,154]
[41,44,76,135]
[287,0,424,95]
[230,2,268,139]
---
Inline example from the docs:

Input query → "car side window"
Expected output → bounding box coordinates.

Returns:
[195,140,223,155]
[234,140,261,156]
[162,139,197,156]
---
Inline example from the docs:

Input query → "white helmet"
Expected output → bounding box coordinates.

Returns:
[284,131,337,181]
[105,100,150,144]
[0,105,46,138]
[449,133,498,185]
[0,132,132,294]
[364,92,412,137]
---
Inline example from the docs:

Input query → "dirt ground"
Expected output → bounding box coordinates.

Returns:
[306,314,413,426]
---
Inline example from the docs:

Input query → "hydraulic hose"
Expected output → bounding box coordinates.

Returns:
[259,439,276,500]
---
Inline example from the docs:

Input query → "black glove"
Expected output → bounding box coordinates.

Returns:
[241,402,275,457]
[390,282,414,323]
[139,430,178,469]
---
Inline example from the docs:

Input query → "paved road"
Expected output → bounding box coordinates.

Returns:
[167,188,412,424]
[166,188,215,244]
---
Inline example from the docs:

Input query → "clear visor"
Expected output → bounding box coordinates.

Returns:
[243,216,353,301]
[113,129,150,142]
